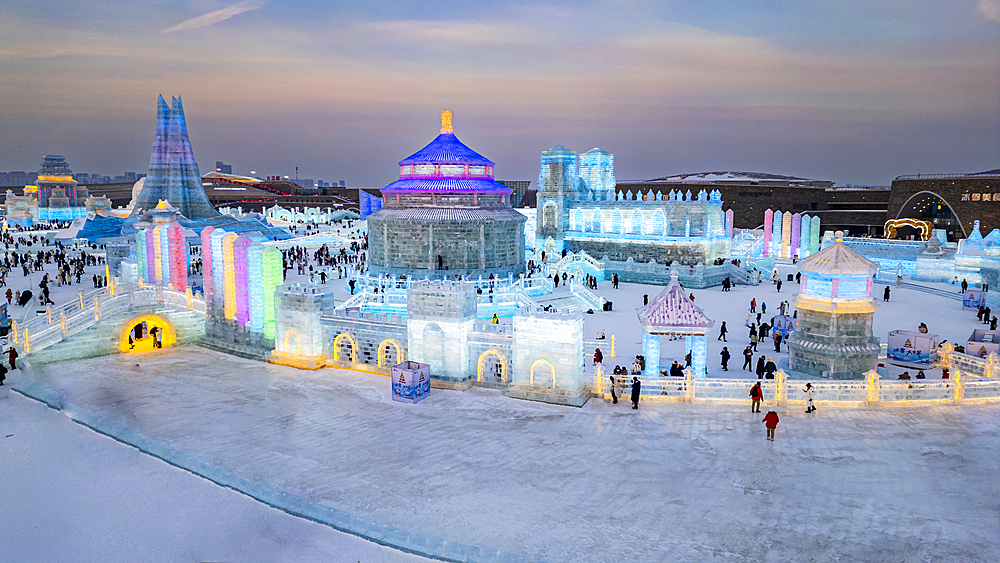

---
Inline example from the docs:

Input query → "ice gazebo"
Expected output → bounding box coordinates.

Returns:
[638,271,714,377]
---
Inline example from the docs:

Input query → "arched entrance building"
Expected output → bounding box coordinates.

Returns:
[119,314,176,353]
[888,173,1000,240]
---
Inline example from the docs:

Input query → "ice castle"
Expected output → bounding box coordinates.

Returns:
[366,110,526,280]
[535,145,731,279]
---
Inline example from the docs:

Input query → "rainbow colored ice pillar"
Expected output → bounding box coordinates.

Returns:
[247,242,264,332]
[781,211,792,259]
[152,226,164,284]
[261,247,283,339]
[233,235,251,326]
[809,216,821,254]
[725,209,734,237]
[763,209,773,256]
[136,230,147,283]
[210,229,226,310]
[799,215,812,257]
[200,226,215,304]
[771,211,783,258]
[168,222,187,290]
[790,213,801,259]
[222,232,238,320]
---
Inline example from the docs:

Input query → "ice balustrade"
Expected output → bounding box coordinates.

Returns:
[569,279,605,310]
[337,274,545,318]
[590,369,993,405]
[16,283,205,354]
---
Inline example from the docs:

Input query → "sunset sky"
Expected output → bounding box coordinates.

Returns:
[1,0,998,187]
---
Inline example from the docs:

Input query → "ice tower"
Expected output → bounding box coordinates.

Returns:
[129,96,220,221]
[786,231,880,379]
[367,110,526,279]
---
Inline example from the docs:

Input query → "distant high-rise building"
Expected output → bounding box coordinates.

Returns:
[125,172,137,182]
[10,171,28,185]
[498,180,531,208]
[339,180,345,187]
[215,161,232,174]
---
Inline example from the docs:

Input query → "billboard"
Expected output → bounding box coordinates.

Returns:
[887,330,938,367]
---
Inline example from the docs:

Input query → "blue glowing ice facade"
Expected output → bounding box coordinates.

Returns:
[210,229,226,309]
[537,146,730,267]
[787,232,880,379]
[248,242,264,333]
[367,111,526,280]
[579,148,616,201]
[404,280,478,382]
[129,96,220,222]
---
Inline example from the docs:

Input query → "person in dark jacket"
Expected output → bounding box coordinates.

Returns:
[742,346,754,371]
[718,321,727,341]
[883,286,890,301]
[755,355,766,379]
[631,376,641,409]
[762,410,779,440]
[720,347,730,371]
[609,375,618,404]
[773,331,782,352]
[749,382,762,413]
[7,346,18,370]
[764,358,777,379]
[0,361,7,386]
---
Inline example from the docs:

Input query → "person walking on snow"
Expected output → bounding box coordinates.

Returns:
[742,345,754,371]
[776,279,782,292]
[609,374,618,404]
[718,321,728,341]
[756,355,766,379]
[594,348,603,365]
[750,298,756,313]
[631,376,641,410]
[764,357,777,379]
[804,382,816,413]
[773,331,782,352]
[962,279,968,293]
[884,286,890,302]
[749,382,762,413]
[762,410,780,440]
[7,346,17,370]
[720,347,730,371]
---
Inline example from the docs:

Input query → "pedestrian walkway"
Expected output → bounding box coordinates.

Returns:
[19,346,1000,562]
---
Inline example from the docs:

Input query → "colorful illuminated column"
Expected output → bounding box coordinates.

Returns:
[135,230,147,283]
[152,226,164,284]
[725,209,734,238]
[799,215,812,258]
[200,226,215,305]
[210,229,226,309]
[222,232,238,320]
[790,213,801,259]
[810,216,821,255]
[144,229,156,284]
[781,211,792,259]
[248,242,264,332]
[261,247,283,339]
[763,209,773,257]
[168,222,187,290]
[233,235,251,326]
[771,211,783,258]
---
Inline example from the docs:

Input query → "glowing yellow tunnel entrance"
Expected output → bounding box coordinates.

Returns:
[119,314,176,353]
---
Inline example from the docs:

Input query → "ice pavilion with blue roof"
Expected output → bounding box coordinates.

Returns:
[367,110,526,280]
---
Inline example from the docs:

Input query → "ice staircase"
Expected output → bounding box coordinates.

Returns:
[725,262,761,285]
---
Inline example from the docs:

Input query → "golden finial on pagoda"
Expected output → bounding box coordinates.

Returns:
[440,109,453,134]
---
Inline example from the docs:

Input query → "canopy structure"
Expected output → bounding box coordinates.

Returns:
[637,270,714,377]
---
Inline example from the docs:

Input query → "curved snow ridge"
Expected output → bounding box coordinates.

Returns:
[11,377,539,563]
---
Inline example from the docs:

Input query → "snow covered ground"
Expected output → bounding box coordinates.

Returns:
[8,347,1000,562]
[0,391,430,563]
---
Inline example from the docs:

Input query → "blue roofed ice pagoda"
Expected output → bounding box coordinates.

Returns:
[366,110,526,280]
[638,271,715,377]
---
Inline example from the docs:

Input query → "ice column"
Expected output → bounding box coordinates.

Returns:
[168,222,187,290]
[210,229,226,310]
[201,226,215,304]
[790,213,801,260]
[781,211,792,259]
[261,247,283,339]
[248,242,264,332]
[771,211,783,258]
[799,215,811,258]
[222,232,238,320]
[233,235,251,326]
[764,209,773,257]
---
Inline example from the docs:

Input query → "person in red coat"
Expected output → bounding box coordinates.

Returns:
[7,346,17,371]
[749,382,762,413]
[762,410,779,441]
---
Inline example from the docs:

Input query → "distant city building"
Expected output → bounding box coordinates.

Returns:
[5,155,92,224]
[497,180,531,208]
[215,161,232,174]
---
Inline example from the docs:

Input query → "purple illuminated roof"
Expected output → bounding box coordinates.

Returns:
[381,178,512,194]
[398,132,494,166]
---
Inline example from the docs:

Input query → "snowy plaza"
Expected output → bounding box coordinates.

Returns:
[2,344,998,562]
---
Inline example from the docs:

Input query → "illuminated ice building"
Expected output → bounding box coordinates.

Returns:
[535,146,731,286]
[4,155,94,225]
[366,110,526,280]
[786,231,881,379]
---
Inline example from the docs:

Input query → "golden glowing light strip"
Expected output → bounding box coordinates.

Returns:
[222,232,238,320]
[377,338,405,367]
[333,332,358,363]
[530,358,556,388]
[476,349,507,382]
[153,226,163,285]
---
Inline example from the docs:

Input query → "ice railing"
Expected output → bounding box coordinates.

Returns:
[569,279,605,310]
[588,368,997,405]
[550,251,605,277]
[14,283,205,355]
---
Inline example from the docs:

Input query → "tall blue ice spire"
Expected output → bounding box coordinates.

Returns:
[129,95,219,221]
